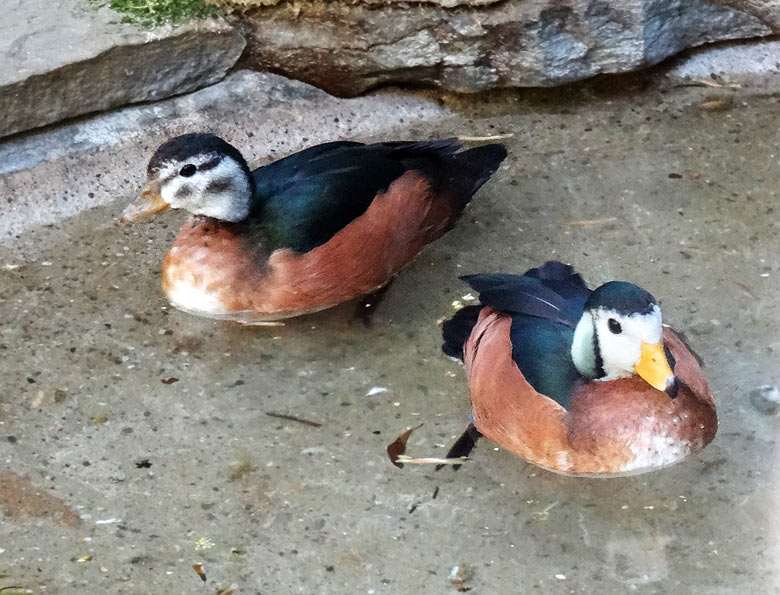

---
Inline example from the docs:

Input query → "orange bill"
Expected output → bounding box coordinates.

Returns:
[119,180,169,225]
[635,340,676,394]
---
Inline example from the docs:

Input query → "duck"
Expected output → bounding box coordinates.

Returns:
[440,261,717,476]
[120,133,506,323]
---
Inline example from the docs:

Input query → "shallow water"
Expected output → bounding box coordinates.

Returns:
[1,80,779,593]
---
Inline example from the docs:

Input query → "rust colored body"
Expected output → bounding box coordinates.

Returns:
[464,308,718,476]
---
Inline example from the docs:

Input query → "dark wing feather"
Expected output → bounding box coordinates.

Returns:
[508,315,580,408]
[442,305,482,360]
[251,142,402,252]
[525,261,589,298]
[250,139,505,253]
[461,274,577,328]
[444,261,592,407]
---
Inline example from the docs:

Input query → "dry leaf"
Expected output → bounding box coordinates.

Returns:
[193,563,206,582]
[386,423,424,468]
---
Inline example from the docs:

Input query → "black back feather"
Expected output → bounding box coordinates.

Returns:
[442,305,482,360]
[441,261,593,408]
[251,139,506,253]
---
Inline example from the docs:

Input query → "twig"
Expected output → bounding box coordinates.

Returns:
[395,455,469,466]
[458,134,514,142]
[265,411,322,427]
[690,77,725,88]
[569,217,617,227]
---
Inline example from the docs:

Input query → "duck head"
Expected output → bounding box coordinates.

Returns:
[120,133,253,225]
[571,281,678,397]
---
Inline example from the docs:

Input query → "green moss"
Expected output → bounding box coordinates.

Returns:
[91,0,219,25]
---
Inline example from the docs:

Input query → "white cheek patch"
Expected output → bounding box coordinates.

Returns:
[596,305,663,380]
[155,156,250,221]
[620,304,662,345]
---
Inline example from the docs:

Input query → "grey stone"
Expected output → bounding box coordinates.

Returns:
[750,385,780,415]
[0,70,448,241]
[0,0,245,138]
[237,0,779,95]
[668,37,780,86]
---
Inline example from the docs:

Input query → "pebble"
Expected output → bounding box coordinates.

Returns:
[449,564,473,585]
[750,385,780,415]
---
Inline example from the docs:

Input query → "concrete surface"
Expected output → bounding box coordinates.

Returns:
[237,0,779,95]
[0,70,448,240]
[0,0,244,138]
[1,75,779,594]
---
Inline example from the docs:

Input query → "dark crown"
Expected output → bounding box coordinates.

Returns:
[585,281,657,316]
[147,133,250,178]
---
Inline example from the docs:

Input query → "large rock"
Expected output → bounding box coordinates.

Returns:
[236,0,780,95]
[0,0,245,138]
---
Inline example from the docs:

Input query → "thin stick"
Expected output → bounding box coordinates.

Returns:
[265,411,322,427]
[569,217,617,227]
[689,77,724,88]
[458,134,514,142]
[395,455,469,466]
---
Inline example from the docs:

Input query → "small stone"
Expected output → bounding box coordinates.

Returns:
[449,564,473,585]
[750,385,780,415]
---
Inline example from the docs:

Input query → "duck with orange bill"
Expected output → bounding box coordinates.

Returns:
[441,261,717,476]
[121,133,506,323]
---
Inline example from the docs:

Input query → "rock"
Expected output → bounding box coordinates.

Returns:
[0,71,449,241]
[0,0,245,139]
[668,37,780,87]
[750,385,780,415]
[448,564,474,589]
[235,0,779,95]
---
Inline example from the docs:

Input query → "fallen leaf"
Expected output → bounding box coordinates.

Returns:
[386,423,424,468]
[193,563,206,582]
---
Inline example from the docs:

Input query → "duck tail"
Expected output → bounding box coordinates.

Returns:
[451,144,507,201]
[442,305,483,360]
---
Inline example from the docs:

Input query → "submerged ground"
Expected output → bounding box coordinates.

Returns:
[1,75,779,593]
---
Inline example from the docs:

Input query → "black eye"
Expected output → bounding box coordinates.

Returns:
[179,164,197,177]
[608,318,622,334]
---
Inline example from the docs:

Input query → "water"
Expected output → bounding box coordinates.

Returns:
[1,78,779,593]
